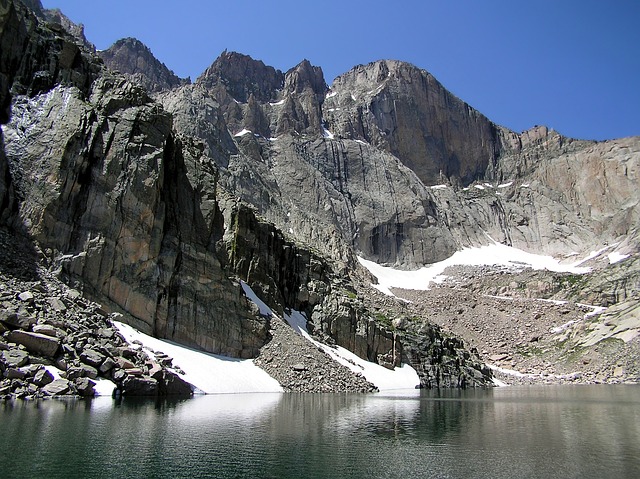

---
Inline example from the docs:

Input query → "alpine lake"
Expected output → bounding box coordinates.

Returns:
[1,385,639,478]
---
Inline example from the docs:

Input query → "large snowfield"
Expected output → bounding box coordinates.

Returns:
[358,242,600,296]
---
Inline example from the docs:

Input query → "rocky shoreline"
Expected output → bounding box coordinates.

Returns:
[0,228,192,401]
[0,227,381,400]
[4,223,638,402]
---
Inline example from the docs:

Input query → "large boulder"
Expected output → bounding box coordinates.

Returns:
[1,348,29,367]
[160,370,193,397]
[42,378,71,396]
[121,375,158,396]
[7,330,60,357]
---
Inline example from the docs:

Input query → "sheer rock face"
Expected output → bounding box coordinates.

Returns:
[98,37,189,93]
[324,60,500,187]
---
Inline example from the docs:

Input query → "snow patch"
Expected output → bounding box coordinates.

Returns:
[113,321,282,394]
[430,184,447,190]
[326,91,337,99]
[322,128,335,139]
[474,185,485,190]
[498,181,513,188]
[269,99,285,106]
[609,252,630,264]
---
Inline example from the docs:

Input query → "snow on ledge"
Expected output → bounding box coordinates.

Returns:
[322,128,335,139]
[608,252,630,264]
[233,128,252,137]
[358,242,592,296]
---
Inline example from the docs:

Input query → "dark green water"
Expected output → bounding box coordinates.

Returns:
[1,385,639,478]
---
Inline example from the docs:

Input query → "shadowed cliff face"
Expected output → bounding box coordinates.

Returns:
[0,1,270,358]
[4,74,271,358]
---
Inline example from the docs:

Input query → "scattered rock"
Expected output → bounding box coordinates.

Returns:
[33,368,54,386]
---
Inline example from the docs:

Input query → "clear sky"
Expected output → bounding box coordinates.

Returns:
[40,0,639,141]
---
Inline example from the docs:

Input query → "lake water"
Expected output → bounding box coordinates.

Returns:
[1,385,639,478]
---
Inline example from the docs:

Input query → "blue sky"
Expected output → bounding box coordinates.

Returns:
[41,0,639,141]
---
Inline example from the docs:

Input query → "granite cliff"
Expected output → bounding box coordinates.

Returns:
[1,0,638,397]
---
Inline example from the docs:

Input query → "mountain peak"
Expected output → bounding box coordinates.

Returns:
[197,51,284,103]
[99,37,189,93]
[284,59,326,96]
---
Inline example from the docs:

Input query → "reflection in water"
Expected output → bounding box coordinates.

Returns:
[1,386,639,478]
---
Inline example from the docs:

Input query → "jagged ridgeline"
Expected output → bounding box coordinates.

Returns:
[1,0,638,393]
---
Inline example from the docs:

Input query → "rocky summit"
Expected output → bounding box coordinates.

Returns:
[0,0,638,399]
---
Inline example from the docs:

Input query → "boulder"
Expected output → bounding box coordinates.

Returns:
[80,349,105,367]
[160,371,193,397]
[33,368,54,386]
[32,324,59,337]
[0,311,36,330]
[116,357,135,369]
[7,331,60,357]
[48,297,67,312]
[121,375,158,396]
[148,363,163,380]
[43,378,71,396]
[2,349,29,367]
[111,369,127,382]
[98,357,116,374]
[80,364,98,379]
[18,291,34,302]
[74,377,95,397]
[4,368,26,379]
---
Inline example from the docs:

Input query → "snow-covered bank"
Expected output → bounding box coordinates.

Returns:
[358,242,593,296]
[241,282,420,391]
[113,321,283,394]
[43,365,117,396]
